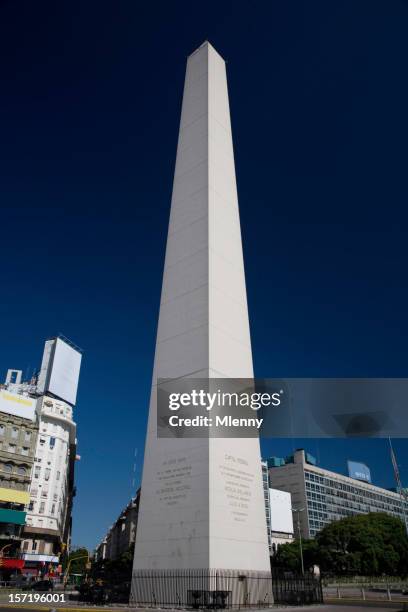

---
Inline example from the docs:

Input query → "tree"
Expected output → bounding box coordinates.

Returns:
[273,514,408,577]
[316,513,408,576]
[91,545,134,587]
[273,539,318,573]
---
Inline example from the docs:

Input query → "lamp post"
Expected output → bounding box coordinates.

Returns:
[292,507,305,575]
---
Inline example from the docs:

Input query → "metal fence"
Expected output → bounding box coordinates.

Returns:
[130,568,323,608]
[272,568,323,606]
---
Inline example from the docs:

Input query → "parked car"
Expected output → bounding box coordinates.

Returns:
[23,579,54,592]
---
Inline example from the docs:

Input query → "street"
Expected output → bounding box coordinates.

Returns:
[0,604,407,612]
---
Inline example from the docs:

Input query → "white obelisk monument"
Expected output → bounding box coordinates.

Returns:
[132,42,271,606]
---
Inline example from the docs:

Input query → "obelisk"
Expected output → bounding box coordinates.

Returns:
[131,42,271,606]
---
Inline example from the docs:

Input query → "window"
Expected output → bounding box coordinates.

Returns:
[51,503,55,515]
[3,463,13,473]
[32,541,38,551]
[39,502,45,514]
[28,501,34,511]
[34,466,41,479]
[49,437,56,449]
[0,425,4,436]
[17,466,27,476]
[39,438,46,447]
[11,428,18,439]
[21,447,29,456]
[8,444,16,453]
[44,468,51,482]
[24,431,31,442]
[56,471,60,480]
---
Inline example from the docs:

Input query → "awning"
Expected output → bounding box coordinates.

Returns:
[0,508,26,525]
[0,558,25,569]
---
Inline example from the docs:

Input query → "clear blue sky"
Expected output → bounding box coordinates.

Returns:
[0,0,407,550]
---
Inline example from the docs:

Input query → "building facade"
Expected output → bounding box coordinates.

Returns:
[268,449,408,539]
[95,490,140,562]
[261,461,272,553]
[1,335,81,578]
[0,385,39,577]
[261,461,294,555]
[22,394,77,562]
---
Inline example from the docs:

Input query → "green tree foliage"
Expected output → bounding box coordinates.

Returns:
[273,513,408,577]
[316,512,408,576]
[274,539,318,572]
[91,545,134,587]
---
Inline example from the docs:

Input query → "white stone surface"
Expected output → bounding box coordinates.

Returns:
[133,42,270,575]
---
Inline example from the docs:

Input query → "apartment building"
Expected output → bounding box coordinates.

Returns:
[95,490,140,562]
[2,335,82,578]
[0,386,38,577]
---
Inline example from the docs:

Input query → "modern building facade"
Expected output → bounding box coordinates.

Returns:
[95,489,140,562]
[268,449,408,539]
[261,461,272,552]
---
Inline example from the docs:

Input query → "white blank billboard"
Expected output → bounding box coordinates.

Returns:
[0,390,36,421]
[44,338,82,406]
[269,488,294,535]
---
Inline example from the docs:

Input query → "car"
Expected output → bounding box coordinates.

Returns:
[22,579,54,592]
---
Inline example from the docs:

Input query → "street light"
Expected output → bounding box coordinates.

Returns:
[292,507,305,575]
